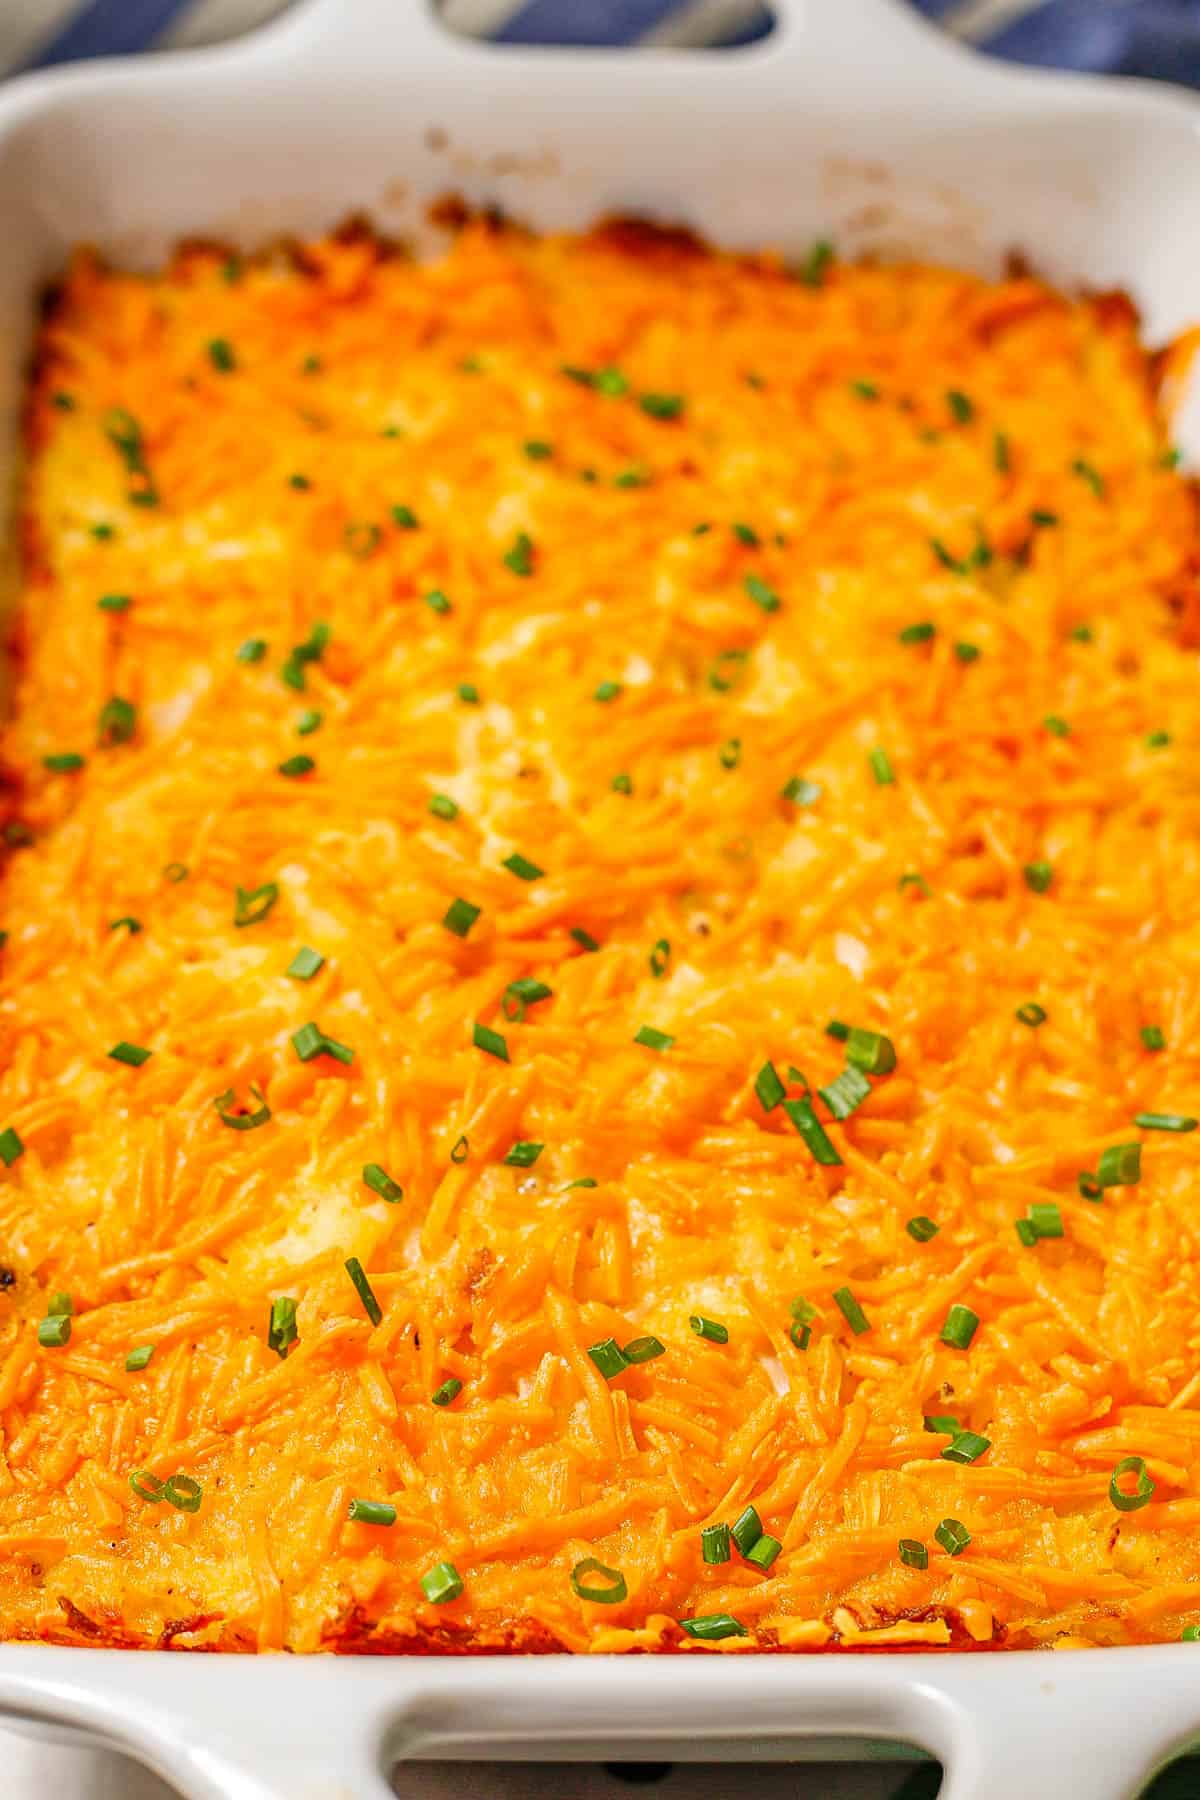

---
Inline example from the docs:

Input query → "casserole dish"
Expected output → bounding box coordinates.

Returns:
[4,0,1200,1792]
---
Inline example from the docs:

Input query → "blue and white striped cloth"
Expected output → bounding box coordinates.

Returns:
[5,0,1200,90]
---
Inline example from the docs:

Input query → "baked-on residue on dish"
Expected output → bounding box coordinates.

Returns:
[2,219,1199,1653]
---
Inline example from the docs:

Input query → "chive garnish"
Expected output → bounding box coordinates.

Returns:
[286,946,324,981]
[869,748,894,786]
[623,1335,665,1364]
[442,896,481,938]
[833,1287,869,1334]
[451,1136,469,1164]
[1141,1025,1166,1052]
[108,1042,151,1067]
[421,1560,463,1603]
[267,1296,298,1358]
[344,522,381,559]
[473,1021,510,1062]
[1072,457,1105,497]
[125,1345,154,1372]
[1023,861,1053,894]
[1078,1171,1103,1201]
[362,1163,403,1203]
[98,593,132,613]
[38,1314,70,1347]
[798,240,833,287]
[1135,1112,1197,1132]
[0,1127,23,1166]
[432,1377,463,1407]
[213,1084,271,1131]
[784,1096,842,1165]
[349,1498,398,1527]
[898,622,935,645]
[679,1614,747,1641]
[924,1414,959,1435]
[954,641,980,663]
[745,1534,781,1572]
[571,926,600,952]
[941,1431,990,1465]
[44,752,85,773]
[898,1538,928,1570]
[1029,1201,1063,1239]
[504,1141,543,1168]
[611,772,632,794]
[946,390,974,424]
[570,1558,628,1604]
[503,531,535,576]
[502,977,553,1021]
[719,738,741,770]
[993,431,1009,472]
[162,860,187,883]
[634,1025,674,1052]
[936,1518,971,1556]
[825,1020,851,1042]
[429,794,459,820]
[524,440,553,460]
[391,504,419,529]
[1097,1142,1141,1187]
[906,1216,938,1242]
[781,775,821,806]
[278,753,314,778]
[234,882,279,927]
[296,710,322,737]
[290,1023,354,1065]
[424,589,452,616]
[345,1256,382,1326]
[97,697,136,747]
[1016,1003,1047,1027]
[940,1304,979,1349]
[689,1315,728,1344]
[755,1062,785,1113]
[502,852,544,881]
[588,1338,629,1380]
[846,1028,896,1076]
[1109,1455,1154,1512]
[744,574,780,614]
[818,1066,872,1121]
[594,680,622,703]
[733,522,760,547]
[237,638,267,663]
[288,474,310,491]
[649,939,670,978]
[1015,1218,1038,1246]
[208,338,236,372]
[701,1524,731,1564]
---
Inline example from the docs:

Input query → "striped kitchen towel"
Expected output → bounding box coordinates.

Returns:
[6,0,1200,87]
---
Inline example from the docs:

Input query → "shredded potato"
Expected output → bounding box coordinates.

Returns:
[1,220,1199,1652]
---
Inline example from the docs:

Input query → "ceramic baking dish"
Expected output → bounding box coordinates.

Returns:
[3,1,1200,1793]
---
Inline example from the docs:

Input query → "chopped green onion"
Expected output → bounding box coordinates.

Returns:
[1031,509,1059,528]
[924,1414,960,1435]
[504,1141,543,1168]
[1098,1142,1141,1187]
[755,1062,786,1113]
[571,926,600,952]
[564,1177,597,1189]
[850,379,879,401]
[733,522,760,547]
[1109,1455,1154,1512]
[731,1505,763,1554]
[43,752,84,773]
[954,641,980,664]
[473,1021,510,1062]
[429,794,459,820]
[784,1096,842,1165]
[898,872,930,897]
[1071,457,1105,497]
[634,1025,674,1052]
[825,1020,851,1042]
[719,738,741,770]
[1146,730,1171,749]
[502,852,544,881]
[421,1560,463,1603]
[781,776,821,806]
[1016,1002,1047,1027]
[348,1498,398,1526]
[588,1338,629,1380]
[818,1066,872,1121]
[798,240,833,287]
[790,1320,811,1349]
[296,709,322,737]
[570,1557,628,1604]
[363,1163,403,1203]
[1015,1218,1038,1247]
[92,522,115,540]
[594,680,622,703]
[1043,715,1070,738]
[503,531,535,576]
[940,1304,979,1349]
[125,1345,154,1372]
[649,939,671,978]
[287,946,324,981]
[614,465,649,490]
[208,337,236,372]
[1070,623,1093,642]
[267,1296,298,1358]
[846,1028,896,1076]
[869,748,894,786]
[689,1314,728,1345]
[745,1533,782,1572]
[108,1042,151,1067]
[278,754,314,778]
[213,1083,271,1131]
[1184,1626,1200,1642]
[906,1216,938,1243]
[0,1127,23,1167]
[129,1471,164,1502]
[98,593,132,613]
[501,977,553,1022]
[701,1524,731,1564]
[1078,1171,1103,1201]
[941,1431,990,1465]
[1134,1112,1197,1133]
[935,1518,971,1557]
[236,638,266,663]
[290,1023,353,1065]
[744,574,780,614]
[164,862,188,884]
[1029,1202,1063,1240]
[390,504,419,530]
[622,1336,665,1365]
[524,440,553,460]
[833,1287,870,1335]
[38,1314,70,1347]
[425,589,452,616]
[898,1538,928,1570]
[946,390,974,424]
[432,1377,463,1407]
[1141,1025,1166,1052]
[288,474,311,491]
[679,1613,747,1641]
[707,649,749,693]
[52,390,75,411]
[234,882,279,927]
[1023,861,1054,894]
[993,431,1010,472]
[47,1292,72,1317]
[442,897,481,938]
[640,393,683,421]
[611,772,633,795]
[97,696,136,747]
[345,1256,382,1326]
[898,622,935,646]
[456,683,479,705]
[450,1136,469,1165]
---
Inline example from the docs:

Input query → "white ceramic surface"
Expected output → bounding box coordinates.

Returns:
[2,3,1200,1795]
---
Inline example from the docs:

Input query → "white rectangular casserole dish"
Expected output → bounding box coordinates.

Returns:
[3,2,1200,1793]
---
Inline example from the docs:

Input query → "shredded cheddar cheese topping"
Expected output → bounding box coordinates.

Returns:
[2,220,1200,1652]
